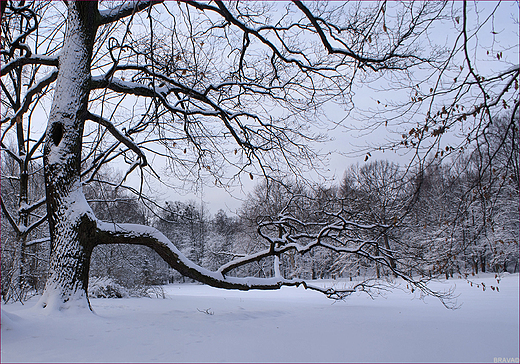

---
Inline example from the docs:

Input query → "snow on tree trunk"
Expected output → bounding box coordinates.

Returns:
[39,1,99,310]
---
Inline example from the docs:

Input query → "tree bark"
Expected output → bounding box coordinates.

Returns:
[40,1,99,310]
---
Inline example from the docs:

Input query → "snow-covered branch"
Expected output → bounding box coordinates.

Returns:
[19,214,48,236]
[217,216,389,277]
[18,197,47,215]
[0,55,59,76]
[0,194,48,239]
[90,76,219,117]
[25,237,51,247]
[89,73,264,155]
[98,1,164,25]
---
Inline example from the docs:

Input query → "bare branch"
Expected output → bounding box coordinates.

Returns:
[1,70,58,132]
[85,112,147,167]
[0,196,22,236]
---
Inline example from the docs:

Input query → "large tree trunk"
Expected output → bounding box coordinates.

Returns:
[39,1,99,310]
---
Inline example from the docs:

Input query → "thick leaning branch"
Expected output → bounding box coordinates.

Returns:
[94,220,362,299]
[94,216,454,305]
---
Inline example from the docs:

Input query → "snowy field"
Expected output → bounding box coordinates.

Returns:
[1,273,519,363]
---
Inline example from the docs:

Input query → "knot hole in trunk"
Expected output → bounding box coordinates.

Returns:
[51,123,63,146]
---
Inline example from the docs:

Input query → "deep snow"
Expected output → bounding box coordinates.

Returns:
[1,273,519,363]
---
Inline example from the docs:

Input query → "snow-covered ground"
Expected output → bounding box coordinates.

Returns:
[2,273,519,363]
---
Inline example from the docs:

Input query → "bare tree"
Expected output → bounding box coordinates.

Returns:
[1,1,58,301]
[338,161,409,277]
[3,0,508,310]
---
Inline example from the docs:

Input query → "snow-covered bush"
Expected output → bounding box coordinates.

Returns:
[88,277,129,298]
[145,285,166,299]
